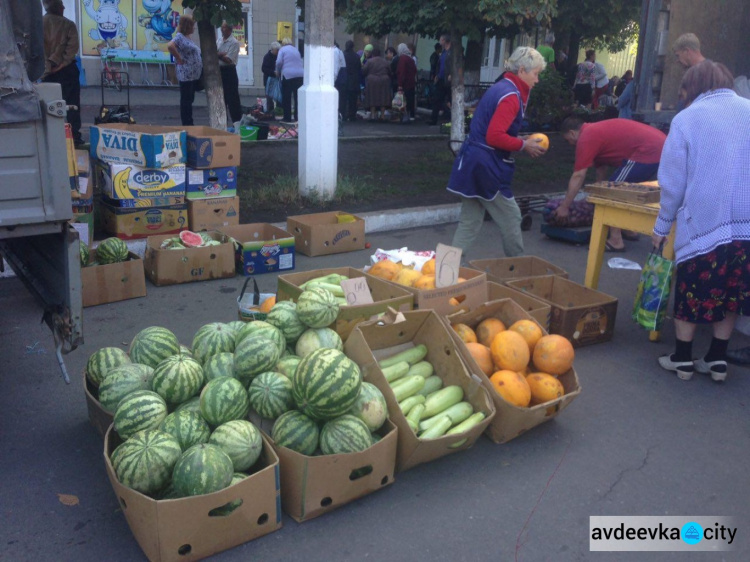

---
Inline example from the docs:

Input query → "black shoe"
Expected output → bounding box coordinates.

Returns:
[726,346,750,366]
[74,139,86,148]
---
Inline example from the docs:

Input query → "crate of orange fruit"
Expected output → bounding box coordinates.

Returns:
[445,299,581,444]
[367,257,488,316]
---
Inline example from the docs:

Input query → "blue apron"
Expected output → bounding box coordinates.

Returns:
[447,78,524,200]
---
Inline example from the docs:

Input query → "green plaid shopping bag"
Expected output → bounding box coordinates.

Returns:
[632,247,674,331]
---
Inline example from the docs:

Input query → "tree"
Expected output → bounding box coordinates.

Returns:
[337,0,556,141]
[181,0,243,130]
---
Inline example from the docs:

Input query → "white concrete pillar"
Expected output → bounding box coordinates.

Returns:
[298,0,338,199]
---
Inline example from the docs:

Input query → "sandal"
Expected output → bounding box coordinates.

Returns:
[605,241,626,253]
[658,354,694,380]
[694,358,728,382]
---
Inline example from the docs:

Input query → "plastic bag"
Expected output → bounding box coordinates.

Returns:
[368,247,435,272]
[632,247,674,331]
[392,90,405,110]
[265,76,282,104]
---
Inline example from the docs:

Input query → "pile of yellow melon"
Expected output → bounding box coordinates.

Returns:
[369,258,468,302]
[451,318,574,408]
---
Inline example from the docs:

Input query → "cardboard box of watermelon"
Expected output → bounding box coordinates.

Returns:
[103,426,282,562]
[345,309,496,472]
[445,299,582,444]
[143,231,236,286]
[80,238,147,307]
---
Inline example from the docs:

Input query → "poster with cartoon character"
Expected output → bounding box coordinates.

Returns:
[80,0,133,55]
[136,0,181,51]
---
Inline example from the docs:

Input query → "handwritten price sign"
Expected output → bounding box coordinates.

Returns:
[340,277,374,305]
[435,243,462,288]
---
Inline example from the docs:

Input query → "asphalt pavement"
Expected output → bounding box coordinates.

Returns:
[2,220,749,561]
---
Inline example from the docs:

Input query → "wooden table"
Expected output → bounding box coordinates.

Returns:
[583,195,675,341]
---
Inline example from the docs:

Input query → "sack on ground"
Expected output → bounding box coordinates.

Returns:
[632,249,674,331]
[542,198,595,227]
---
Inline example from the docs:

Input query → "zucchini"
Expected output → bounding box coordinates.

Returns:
[417,376,443,397]
[418,402,474,433]
[446,412,486,436]
[406,403,426,432]
[305,281,346,297]
[382,361,410,383]
[421,385,464,419]
[379,344,428,369]
[299,273,349,290]
[399,395,425,415]
[392,376,426,402]
[406,361,434,379]
[419,415,453,439]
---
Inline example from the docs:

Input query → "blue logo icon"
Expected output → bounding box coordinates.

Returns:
[682,522,703,545]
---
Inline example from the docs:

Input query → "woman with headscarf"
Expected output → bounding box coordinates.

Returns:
[362,47,392,121]
[396,43,417,122]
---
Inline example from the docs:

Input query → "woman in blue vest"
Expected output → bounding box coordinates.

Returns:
[448,47,548,257]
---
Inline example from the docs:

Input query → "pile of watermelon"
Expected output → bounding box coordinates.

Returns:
[81,237,130,268]
[87,286,389,500]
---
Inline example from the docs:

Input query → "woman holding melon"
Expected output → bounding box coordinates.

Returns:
[447,47,548,257]
[653,60,750,382]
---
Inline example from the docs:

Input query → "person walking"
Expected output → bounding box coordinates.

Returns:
[261,42,280,114]
[342,40,361,121]
[447,47,548,257]
[396,43,417,122]
[275,37,304,122]
[41,0,83,145]
[217,21,242,125]
[653,60,750,382]
[167,15,202,126]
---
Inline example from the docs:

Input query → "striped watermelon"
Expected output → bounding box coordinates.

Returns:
[275,355,301,379]
[295,328,343,358]
[129,327,181,368]
[86,347,131,388]
[98,363,155,413]
[271,410,320,455]
[203,352,235,381]
[174,396,201,415]
[248,372,295,420]
[159,410,211,452]
[110,429,182,495]
[320,415,373,455]
[178,345,193,358]
[191,323,235,365]
[114,390,169,438]
[97,237,129,265]
[296,287,340,328]
[155,480,182,500]
[235,321,285,354]
[80,242,89,267]
[266,301,307,344]
[226,321,246,337]
[207,472,247,516]
[347,381,388,432]
[208,420,263,472]
[293,348,362,421]
[234,334,282,387]
[172,443,234,497]
[151,355,204,405]
[199,377,250,427]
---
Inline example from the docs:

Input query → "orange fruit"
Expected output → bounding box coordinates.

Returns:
[414,274,436,290]
[260,295,276,313]
[393,268,422,287]
[532,335,575,376]
[490,330,530,372]
[476,317,506,348]
[452,323,477,344]
[526,372,565,404]
[465,342,493,376]
[489,370,531,407]
[508,319,544,356]
[421,258,436,275]
[527,133,549,151]
[369,259,401,281]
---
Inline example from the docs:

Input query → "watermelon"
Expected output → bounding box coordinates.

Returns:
[295,328,343,358]
[271,410,320,456]
[114,390,169,438]
[208,420,263,471]
[96,237,129,265]
[199,377,250,427]
[275,355,301,379]
[110,429,182,495]
[80,242,89,268]
[320,415,373,455]
[172,443,234,497]
[159,410,211,452]
[233,334,282,387]
[151,355,204,405]
[191,323,235,365]
[226,321,246,337]
[234,321,285,354]
[293,348,362,421]
[179,230,204,247]
[203,352,235,381]
[129,327,181,368]
[347,382,388,432]
[266,301,307,344]
[296,287,340,329]
[98,363,155,413]
[178,345,193,358]
[207,473,246,516]
[86,346,131,388]
[248,372,295,420]
[174,396,201,415]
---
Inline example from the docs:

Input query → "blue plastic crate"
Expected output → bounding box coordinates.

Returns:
[540,222,591,244]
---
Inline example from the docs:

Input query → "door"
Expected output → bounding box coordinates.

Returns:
[480,37,506,82]
[235,3,253,86]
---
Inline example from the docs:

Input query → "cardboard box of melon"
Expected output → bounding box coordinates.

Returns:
[445,299,582,444]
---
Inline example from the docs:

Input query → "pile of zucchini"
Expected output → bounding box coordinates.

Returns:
[298,273,350,306]
[378,344,485,443]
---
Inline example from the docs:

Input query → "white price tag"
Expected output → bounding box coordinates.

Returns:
[435,243,462,287]
[340,277,374,306]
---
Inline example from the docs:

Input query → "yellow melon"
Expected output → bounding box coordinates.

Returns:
[476,317,506,348]
[421,258,436,275]
[452,323,477,344]
[526,372,565,405]
[489,370,531,407]
[414,274,436,290]
[465,343,493,376]
[369,259,401,281]
[394,268,422,287]
[532,335,575,376]
[508,319,544,356]
[490,330,530,372]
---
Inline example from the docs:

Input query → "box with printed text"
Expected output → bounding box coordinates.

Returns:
[90,123,186,168]
[186,166,237,199]
[219,223,295,276]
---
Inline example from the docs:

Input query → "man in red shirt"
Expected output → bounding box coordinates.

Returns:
[555,116,667,251]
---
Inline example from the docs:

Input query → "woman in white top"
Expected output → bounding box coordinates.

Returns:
[275,37,304,122]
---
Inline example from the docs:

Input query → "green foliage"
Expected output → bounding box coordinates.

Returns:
[526,69,575,129]
[553,0,641,53]
[181,0,242,27]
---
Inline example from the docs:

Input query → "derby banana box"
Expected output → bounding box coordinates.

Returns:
[97,161,186,202]
[286,211,366,256]
[446,299,581,444]
[90,124,186,169]
[104,427,282,562]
